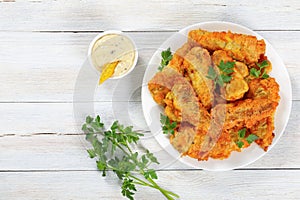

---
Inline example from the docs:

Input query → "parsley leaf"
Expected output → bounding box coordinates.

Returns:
[144,169,158,180]
[236,128,259,148]
[246,134,259,144]
[218,60,235,72]
[257,60,269,69]
[250,68,261,78]
[207,60,235,87]
[236,141,244,148]
[262,72,269,79]
[220,74,232,83]
[158,48,173,71]
[238,128,246,138]
[160,113,177,135]
[122,177,137,200]
[82,115,179,200]
[250,60,270,78]
[87,149,96,158]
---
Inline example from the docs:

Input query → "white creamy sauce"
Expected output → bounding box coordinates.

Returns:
[91,34,136,77]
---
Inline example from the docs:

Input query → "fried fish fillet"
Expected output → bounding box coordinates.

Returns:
[189,29,266,64]
[148,66,182,106]
[247,77,280,103]
[148,66,206,153]
[208,128,241,159]
[249,117,275,151]
[165,79,213,154]
[214,99,278,129]
[207,78,280,156]
[148,83,170,105]
[168,43,194,75]
[183,46,214,109]
[212,50,249,101]
[247,78,280,150]
[164,76,202,153]
[148,43,195,105]
[169,44,214,109]
[193,98,278,160]
[149,44,214,109]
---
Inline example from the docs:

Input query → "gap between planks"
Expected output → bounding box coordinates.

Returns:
[1,168,300,173]
[0,30,300,33]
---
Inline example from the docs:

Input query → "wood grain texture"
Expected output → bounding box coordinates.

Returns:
[0,0,299,31]
[0,132,299,171]
[0,31,299,102]
[0,102,148,134]
[1,170,299,200]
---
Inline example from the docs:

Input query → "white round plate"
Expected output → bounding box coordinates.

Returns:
[141,21,292,171]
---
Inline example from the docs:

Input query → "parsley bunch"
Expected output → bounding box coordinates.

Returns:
[82,115,179,200]
[158,48,173,71]
[250,60,269,79]
[207,60,235,87]
[236,128,259,148]
[160,114,177,135]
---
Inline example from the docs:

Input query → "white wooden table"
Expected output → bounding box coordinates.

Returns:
[1,1,300,199]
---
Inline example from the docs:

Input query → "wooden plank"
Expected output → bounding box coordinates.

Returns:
[0,130,299,171]
[0,102,148,135]
[0,100,298,135]
[0,1,299,31]
[0,31,299,102]
[0,170,299,199]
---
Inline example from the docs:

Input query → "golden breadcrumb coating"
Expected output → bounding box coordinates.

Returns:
[189,29,266,64]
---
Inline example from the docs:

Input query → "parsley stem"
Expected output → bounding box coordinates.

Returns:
[147,177,179,199]
[105,163,121,172]
[129,174,178,200]
[106,137,132,157]
[125,143,133,155]
[128,174,154,187]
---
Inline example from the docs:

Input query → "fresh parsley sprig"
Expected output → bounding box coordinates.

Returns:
[207,60,235,87]
[158,48,173,71]
[160,114,177,135]
[82,115,179,200]
[236,128,259,148]
[250,60,269,79]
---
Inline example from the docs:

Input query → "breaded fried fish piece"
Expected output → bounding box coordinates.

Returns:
[168,43,194,75]
[212,50,249,101]
[166,82,202,153]
[170,124,197,153]
[183,46,214,109]
[192,98,277,160]
[158,73,212,155]
[189,29,266,64]
[167,83,200,126]
[247,77,280,103]
[148,83,170,105]
[214,98,278,129]
[148,43,195,105]
[208,128,241,160]
[150,45,214,109]
[148,66,207,153]
[247,78,280,151]
[249,117,275,151]
[148,65,185,105]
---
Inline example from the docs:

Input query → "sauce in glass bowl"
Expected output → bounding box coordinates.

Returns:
[88,31,138,79]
